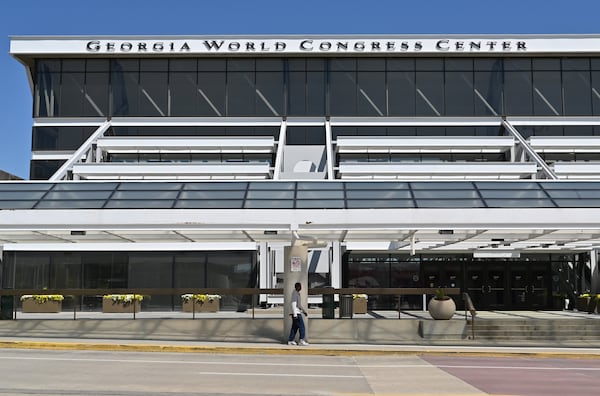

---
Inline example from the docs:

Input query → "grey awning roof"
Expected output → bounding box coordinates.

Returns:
[1,181,600,210]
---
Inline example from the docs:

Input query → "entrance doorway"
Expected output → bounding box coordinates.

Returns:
[424,258,552,310]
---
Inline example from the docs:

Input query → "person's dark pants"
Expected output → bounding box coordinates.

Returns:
[288,315,306,341]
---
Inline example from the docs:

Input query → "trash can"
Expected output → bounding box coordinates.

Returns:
[339,294,353,318]
[0,296,14,320]
[322,292,334,319]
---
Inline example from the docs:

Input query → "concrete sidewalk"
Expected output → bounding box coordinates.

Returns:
[2,309,600,357]
[1,336,600,359]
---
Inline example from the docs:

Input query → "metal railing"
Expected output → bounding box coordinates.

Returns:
[462,292,477,339]
[0,287,461,320]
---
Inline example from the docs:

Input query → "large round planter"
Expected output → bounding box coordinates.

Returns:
[428,297,456,320]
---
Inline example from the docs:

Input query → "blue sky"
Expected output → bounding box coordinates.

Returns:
[1,0,599,179]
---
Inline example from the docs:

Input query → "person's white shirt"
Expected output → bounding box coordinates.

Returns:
[291,289,302,317]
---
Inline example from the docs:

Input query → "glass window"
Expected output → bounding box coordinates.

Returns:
[562,58,589,71]
[169,71,198,116]
[504,70,532,115]
[286,126,325,145]
[415,71,443,116]
[35,70,59,117]
[84,71,109,116]
[591,71,600,116]
[474,68,503,116]
[533,71,562,115]
[174,252,206,288]
[357,70,386,116]
[60,72,86,116]
[197,71,226,116]
[228,69,256,116]
[30,160,65,180]
[110,59,139,116]
[445,70,474,116]
[388,71,416,116]
[139,71,168,116]
[256,70,284,116]
[32,126,95,151]
[329,68,357,116]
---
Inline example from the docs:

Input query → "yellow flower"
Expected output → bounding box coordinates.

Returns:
[181,294,221,304]
[20,294,64,303]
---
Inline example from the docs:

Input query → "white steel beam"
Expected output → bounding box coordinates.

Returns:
[49,121,111,181]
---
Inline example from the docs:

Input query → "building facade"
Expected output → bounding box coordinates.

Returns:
[2,35,600,311]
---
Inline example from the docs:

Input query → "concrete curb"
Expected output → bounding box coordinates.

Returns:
[2,339,600,358]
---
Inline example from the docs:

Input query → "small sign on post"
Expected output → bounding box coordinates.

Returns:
[290,256,302,272]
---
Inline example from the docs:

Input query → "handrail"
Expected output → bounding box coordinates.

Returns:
[0,287,461,297]
[2,287,461,321]
[462,292,477,340]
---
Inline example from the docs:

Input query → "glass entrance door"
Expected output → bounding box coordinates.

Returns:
[465,261,507,310]
[509,262,550,309]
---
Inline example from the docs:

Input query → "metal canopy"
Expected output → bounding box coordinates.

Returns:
[1,180,600,252]
[3,180,600,210]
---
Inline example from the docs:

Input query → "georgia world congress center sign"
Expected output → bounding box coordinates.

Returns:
[10,36,600,56]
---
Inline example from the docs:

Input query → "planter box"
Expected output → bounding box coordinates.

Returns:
[22,299,61,313]
[353,298,368,314]
[102,298,141,313]
[182,299,219,313]
[576,297,591,312]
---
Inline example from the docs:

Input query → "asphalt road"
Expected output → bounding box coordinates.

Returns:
[0,348,599,395]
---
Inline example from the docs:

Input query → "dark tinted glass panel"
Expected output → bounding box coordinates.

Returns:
[59,72,85,116]
[170,59,197,72]
[474,69,503,116]
[415,71,443,116]
[388,71,416,116]
[169,72,198,116]
[30,160,65,180]
[504,71,532,115]
[35,71,59,117]
[562,58,589,71]
[228,71,255,116]
[563,70,592,115]
[84,72,109,116]
[36,59,61,73]
[532,71,562,115]
[139,71,168,116]
[533,58,560,70]
[445,70,474,115]
[110,60,139,116]
[592,71,600,116]
[197,72,226,116]
[329,70,357,115]
[32,126,97,151]
[357,71,386,116]
[286,126,325,145]
[256,71,283,116]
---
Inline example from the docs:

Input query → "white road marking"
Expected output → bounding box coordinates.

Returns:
[2,356,599,371]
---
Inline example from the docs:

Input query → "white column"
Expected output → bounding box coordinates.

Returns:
[283,244,308,342]
[331,241,342,302]
[591,249,599,294]
[258,242,268,305]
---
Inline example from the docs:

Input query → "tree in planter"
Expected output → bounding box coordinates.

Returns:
[427,288,456,320]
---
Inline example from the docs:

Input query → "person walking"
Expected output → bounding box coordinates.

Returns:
[288,282,309,346]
